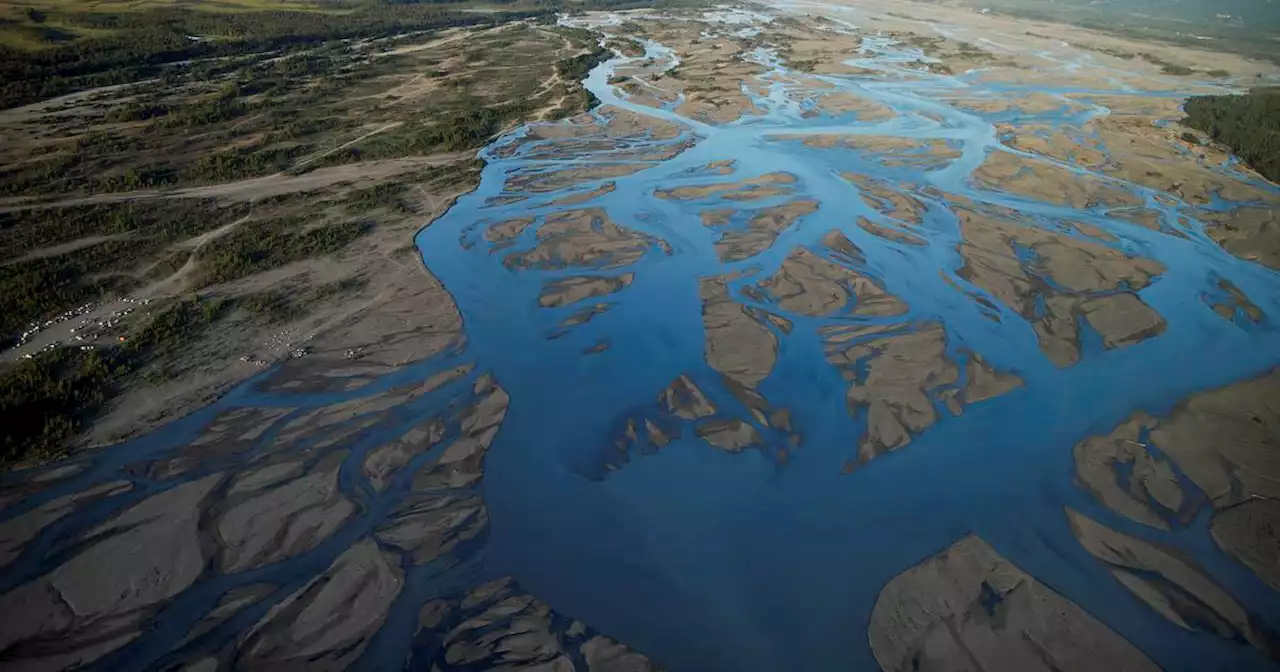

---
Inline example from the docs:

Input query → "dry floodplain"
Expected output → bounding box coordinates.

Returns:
[2,1,1280,671]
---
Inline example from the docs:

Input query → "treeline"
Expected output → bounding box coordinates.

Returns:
[0,3,549,109]
[2,346,122,465]
[192,217,374,287]
[0,200,250,345]
[0,0,702,110]
[556,44,610,116]
[0,200,249,262]
[2,210,377,464]
[0,255,113,348]
[1,212,375,463]
[557,44,611,81]
[239,276,368,323]
[1183,89,1280,183]
[1,49,356,196]
[0,174,415,346]
[310,95,549,167]
[605,37,645,57]
[1,267,372,464]
[368,40,609,157]
[1,295,229,466]
[255,34,611,170]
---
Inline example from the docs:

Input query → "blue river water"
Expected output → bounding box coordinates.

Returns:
[2,7,1279,672]
[409,11,1280,671]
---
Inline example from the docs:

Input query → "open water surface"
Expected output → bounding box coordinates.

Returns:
[412,10,1280,670]
[2,5,1279,671]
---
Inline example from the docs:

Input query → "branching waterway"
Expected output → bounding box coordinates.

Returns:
[2,5,1279,672]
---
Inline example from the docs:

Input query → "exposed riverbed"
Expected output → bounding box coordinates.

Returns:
[2,4,1279,671]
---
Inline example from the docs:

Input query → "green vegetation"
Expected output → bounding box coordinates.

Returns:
[3,16,624,197]
[0,157,472,466]
[240,276,367,322]
[142,249,192,283]
[193,217,373,287]
[0,160,481,348]
[978,0,1280,65]
[239,290,305,323]
[128,295,232,360]
[1075,47,1229,77]
[305,37,610,166]
[0,200,250,345]
[1,347,121,465]
[0,294,228,466]
[605,37,644,57]
[1072,46,1231,77]
[0,0,692,112]
[2,44,390,195]
[339,182,416,214]
[0,196,380,346]
[555,42,610,114]
[1,264,376,465]
[952,41,991,59]
[886,32,992,71]
[1183,89,1280,182]
[615,20,646,36]
[557,44,610,80]
[1,253,112,348]
[317,103,531,164]
[0,3,544,110]
[1071,42,1136,59]
[0,199,247,262]
[901,33,942,50]
[0,0,701,468]
[0,5,628,198]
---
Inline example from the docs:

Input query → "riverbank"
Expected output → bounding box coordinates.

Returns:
[1,1,1278,670]
[0,18,610,466]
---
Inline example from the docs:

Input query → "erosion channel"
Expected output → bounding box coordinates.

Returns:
[3,3,1280,672]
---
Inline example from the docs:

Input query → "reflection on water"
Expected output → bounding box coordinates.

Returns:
[2,5,1279,671]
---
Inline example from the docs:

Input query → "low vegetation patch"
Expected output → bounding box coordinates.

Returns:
[1,347,121,466]
[0,200,249,345]
[0,294,229,466]
[240,275,368,323]
[605,37,645,57]
[1183,88,1280,182]
[193,217,374,287]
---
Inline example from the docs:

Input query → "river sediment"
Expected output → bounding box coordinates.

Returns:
[2,2,1279,671]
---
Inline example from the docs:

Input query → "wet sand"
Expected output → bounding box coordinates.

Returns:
[2,2,1280,671]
